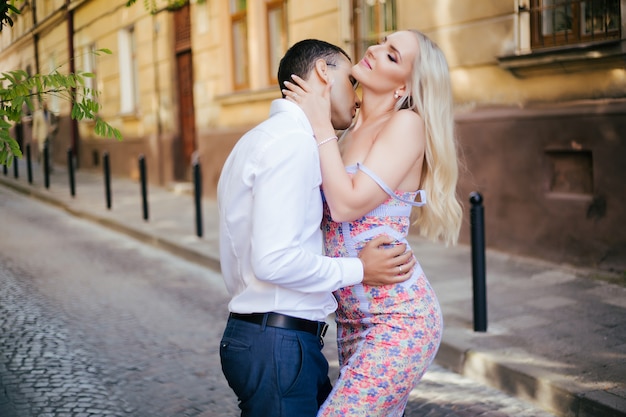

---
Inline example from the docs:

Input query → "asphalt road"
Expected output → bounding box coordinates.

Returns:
[0,185,557,417]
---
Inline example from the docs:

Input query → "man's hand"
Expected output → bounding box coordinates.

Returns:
[359,235,416,286]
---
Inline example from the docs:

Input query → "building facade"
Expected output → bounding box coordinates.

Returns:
[1,0,625,273]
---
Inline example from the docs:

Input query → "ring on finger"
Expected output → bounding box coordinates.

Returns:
[398,265,402,273]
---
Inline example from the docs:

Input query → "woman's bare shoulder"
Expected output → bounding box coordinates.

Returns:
[382,109,425,139]
[391,108,423,125]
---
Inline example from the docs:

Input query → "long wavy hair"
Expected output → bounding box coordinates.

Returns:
[395,30,462,246]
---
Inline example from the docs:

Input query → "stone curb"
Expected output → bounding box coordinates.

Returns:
[438,332,626,417]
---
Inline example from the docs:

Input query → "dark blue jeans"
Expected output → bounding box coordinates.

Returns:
[220,316,332,417]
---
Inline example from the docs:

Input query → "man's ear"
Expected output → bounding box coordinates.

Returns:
[313,58,332,84]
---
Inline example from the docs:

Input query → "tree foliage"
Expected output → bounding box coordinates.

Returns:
[0,0,18,31]
[0,49,122,166]
[125,0,189,14]
[0,0,187,166]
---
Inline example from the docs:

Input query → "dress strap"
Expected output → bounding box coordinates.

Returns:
[356,163,426,207]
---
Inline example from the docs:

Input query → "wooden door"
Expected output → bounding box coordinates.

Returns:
[174,3,196,180]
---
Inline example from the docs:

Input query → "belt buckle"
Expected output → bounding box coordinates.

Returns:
[318,322,329,347]
[320,323,329,338]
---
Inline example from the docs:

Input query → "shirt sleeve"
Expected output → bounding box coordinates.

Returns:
[250,131,363,293]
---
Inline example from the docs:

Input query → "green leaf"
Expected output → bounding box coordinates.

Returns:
[0,43,123,165]
[2,71,16,84]
[71,103,82,120]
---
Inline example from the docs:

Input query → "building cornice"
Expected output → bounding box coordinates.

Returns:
[498,40,626,78]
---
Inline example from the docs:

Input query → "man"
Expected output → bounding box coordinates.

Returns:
[218,39,414,417]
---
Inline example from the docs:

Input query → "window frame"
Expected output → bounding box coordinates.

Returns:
[265,0,287,85]
[530,0,621,49]
[352,0,397,61]
[118,26,139,115]
[230,0,249,91]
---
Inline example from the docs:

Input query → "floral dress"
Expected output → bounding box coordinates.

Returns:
[318,163,443,417]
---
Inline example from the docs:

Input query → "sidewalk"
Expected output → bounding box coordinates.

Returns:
[1,159,625,417]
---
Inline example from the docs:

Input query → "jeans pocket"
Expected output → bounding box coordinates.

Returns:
[220,337,250,352]
[220,337,253,401]
[276,334,304,396]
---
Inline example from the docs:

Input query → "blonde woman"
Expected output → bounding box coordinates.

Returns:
[284,30,462,416]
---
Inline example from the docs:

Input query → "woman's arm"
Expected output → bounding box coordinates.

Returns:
[284,75,425,222]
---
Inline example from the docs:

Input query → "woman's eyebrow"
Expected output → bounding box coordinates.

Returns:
[389,44,402,63]
[381,36,402,63]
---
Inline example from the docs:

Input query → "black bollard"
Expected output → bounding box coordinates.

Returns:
[43,143,50,189]
[139,155,149,221]
[26,144,33,184]
[470,191,487,332]
[193,160,203,238]
[103,152,112,210]
[13,155,18,179]
[67,148,75,197]
[2,163,7,176]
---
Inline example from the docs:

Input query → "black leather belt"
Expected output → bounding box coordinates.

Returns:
[230,312,329,339]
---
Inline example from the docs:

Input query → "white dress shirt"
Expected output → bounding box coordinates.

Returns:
[217,99,363,321]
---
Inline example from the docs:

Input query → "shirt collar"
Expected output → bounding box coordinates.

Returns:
[269,99,315,138]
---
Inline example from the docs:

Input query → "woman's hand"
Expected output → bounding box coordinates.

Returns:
[283,74,334,142]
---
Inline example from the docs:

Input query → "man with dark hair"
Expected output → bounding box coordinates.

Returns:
[218,39,414,417]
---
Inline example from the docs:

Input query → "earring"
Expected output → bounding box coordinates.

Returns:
[394,91,400,99]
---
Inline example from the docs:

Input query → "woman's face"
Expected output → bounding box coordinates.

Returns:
[352,30,419,95]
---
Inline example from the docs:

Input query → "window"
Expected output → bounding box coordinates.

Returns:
[118,26,139,114]
[222,0,287,91]
[352,0,397,60]
[230,0,249,90]
[82,44,97,101]
[266,0,287,84]
[530,0,620,49]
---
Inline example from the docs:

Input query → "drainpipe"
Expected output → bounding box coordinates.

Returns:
[66,0,79,168]
[32,0,40,74]
[153,13,164,185]
[151,5,173,186]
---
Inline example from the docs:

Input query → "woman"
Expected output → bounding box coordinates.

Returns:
[284,30,462,416]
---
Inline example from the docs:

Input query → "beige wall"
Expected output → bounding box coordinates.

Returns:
[189,0,626,133]
[394,0,626,107]
[0,0,180,184]
[190,0,222,131]
[192,0,346,131]
[70,0,179,184]
[3,0,624,166]
[73,0,173,139]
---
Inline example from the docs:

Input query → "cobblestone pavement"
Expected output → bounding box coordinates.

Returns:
[0,186,557,416]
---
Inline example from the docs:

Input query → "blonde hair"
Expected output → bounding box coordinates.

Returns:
[396,30,462,246]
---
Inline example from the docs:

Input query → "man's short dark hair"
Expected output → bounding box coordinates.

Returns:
[277,39,351,97]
